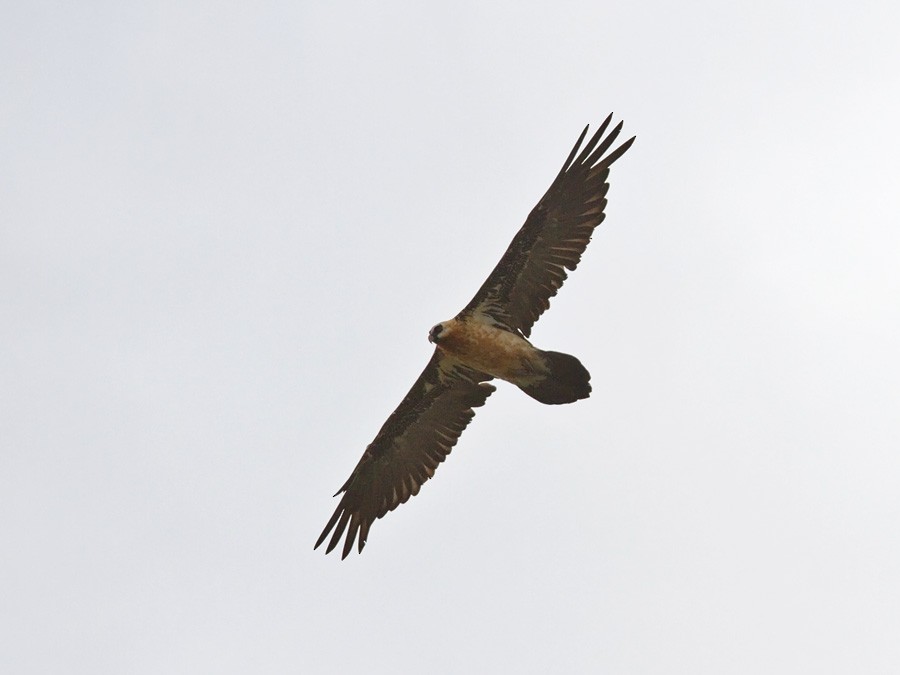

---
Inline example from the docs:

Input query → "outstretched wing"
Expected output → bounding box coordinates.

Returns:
[315,351,495,559]
[461,114,635,336]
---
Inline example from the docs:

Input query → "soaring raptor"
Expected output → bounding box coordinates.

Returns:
[316,115,635,558]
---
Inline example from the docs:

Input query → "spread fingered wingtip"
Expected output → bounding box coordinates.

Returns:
[558,114,633,178]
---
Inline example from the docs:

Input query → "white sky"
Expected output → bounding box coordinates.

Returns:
[3,1,900,673]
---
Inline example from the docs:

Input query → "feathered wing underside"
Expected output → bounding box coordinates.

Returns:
[315,351,495,559]
[461,114,635,336]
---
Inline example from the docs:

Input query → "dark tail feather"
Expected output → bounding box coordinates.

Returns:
[518,351,591,405]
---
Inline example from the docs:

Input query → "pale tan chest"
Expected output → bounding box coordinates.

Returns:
[439,320,542,381]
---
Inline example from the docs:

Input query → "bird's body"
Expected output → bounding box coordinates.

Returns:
[316,115,635,558]
[429,318,542,384]
[430,317,590,405]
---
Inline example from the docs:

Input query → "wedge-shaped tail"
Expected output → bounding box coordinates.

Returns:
[518,350,591,405]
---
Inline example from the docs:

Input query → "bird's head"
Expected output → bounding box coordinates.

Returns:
[428,323,445,344]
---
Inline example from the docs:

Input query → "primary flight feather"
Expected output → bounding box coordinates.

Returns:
[316,115,635,559]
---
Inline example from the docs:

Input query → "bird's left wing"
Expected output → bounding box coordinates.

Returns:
[315,350,495,559]
[460,115,634,337]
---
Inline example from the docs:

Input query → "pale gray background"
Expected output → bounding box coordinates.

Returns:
[3,2,899,673]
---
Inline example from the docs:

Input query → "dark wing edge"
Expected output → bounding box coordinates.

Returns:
[314,350,495,559]
[460,114,635,336]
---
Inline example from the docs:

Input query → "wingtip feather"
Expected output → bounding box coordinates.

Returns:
[601,135,636,167]
[326,509,352,555]
[342,513,361,559]
[556,124,590,178]
[314,502,344,550]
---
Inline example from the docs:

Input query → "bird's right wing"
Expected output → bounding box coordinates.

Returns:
[315,350,495,559]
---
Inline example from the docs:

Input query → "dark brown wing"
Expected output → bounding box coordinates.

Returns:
[460,114,635,336]
[315,350,495,559]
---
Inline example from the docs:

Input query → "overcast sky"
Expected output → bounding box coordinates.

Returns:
[3,2,899,673]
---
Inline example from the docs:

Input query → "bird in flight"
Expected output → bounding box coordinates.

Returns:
[316,115,635,558]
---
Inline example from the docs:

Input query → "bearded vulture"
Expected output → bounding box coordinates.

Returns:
[316,115,635,558]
